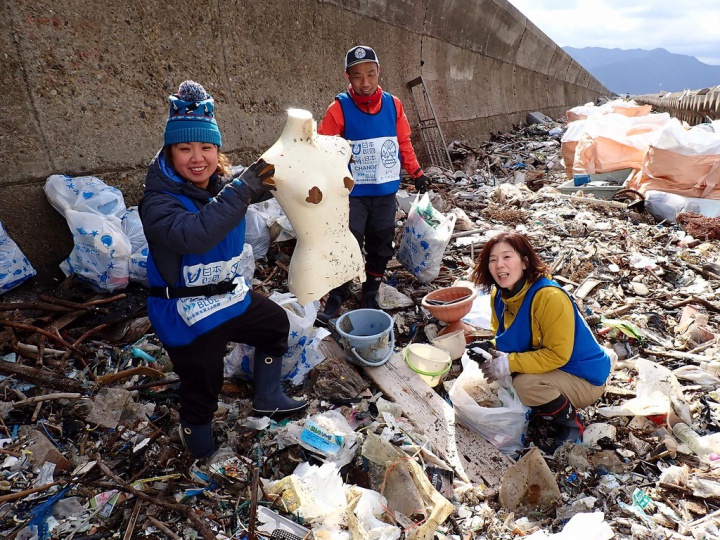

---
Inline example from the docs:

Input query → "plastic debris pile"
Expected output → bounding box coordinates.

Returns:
[0,105,719,539]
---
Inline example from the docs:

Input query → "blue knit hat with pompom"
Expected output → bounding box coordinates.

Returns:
[164,80,222,147]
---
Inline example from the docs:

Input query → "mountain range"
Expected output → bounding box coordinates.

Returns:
[563,46,720,96]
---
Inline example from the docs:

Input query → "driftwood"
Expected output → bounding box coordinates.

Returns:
[659,296,720,314]
[640,348,714,365]
[36,293,121,339]
[0,361,86,393]
[550,193,629,209]
[39,293,109,313]
[585,303,633,325]
[146,516,182,540]
[248,467,260,540]
[0,319,83,355]
[123,498,144,540]
[451,227,487,239]
[0,480,62,503]
[59,323,111,369]
[95,455,217,540]
[14,343,66,357]
[13,392,82,408]
[318,338,513,488]
[363,350,513,488]
[126,376,180,391]
[96,366,167,387]
[0,302,74,313]
[685,262,720,282]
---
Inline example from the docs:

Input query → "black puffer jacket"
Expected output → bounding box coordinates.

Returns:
[139,152,257,286]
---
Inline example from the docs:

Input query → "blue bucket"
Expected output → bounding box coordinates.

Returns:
[335,309,395,367]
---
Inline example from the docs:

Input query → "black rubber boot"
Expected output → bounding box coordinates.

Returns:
[360,273,382,309]
[179,420,216,459]
[532,395,584,445]
[317,283,351,325]
[252,352,308,417]
[317,294,343,325]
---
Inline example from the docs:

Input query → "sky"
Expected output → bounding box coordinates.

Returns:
[506,0,720,65]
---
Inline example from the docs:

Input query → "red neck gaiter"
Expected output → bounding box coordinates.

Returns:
[348,85,383,111]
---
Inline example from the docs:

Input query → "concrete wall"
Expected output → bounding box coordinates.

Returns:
[1,0,605,268]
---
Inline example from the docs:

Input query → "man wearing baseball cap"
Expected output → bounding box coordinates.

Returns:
[317,45,431,323]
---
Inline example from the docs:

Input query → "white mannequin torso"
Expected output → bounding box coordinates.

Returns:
[262,109,364,305]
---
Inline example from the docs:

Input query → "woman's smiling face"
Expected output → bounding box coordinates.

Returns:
[170,142,219,189]
[488,241,527,290]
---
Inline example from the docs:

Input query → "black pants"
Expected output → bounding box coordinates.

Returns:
[330,193,397,299]
[164,291,289,424]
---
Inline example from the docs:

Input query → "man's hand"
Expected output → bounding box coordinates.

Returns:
[479,349,510,382]
[234,159,276,200]
[414,174,430,194]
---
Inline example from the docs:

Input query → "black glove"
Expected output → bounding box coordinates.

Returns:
[414,174,430,194]
[233,159,276,203]
[467,340,494,364]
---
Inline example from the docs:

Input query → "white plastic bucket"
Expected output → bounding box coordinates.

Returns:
[431,329,466,360]
[404,344,452,387]
[335,309,395,367]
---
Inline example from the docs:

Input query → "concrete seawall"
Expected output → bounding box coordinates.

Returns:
[1,0,605,268]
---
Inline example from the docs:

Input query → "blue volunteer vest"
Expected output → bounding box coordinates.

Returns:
[338,91,401,197]
[494,277,610,386]
[146,192,252,347]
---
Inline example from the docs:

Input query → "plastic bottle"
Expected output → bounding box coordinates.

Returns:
[700,361,720,377]
[672,422,712,458]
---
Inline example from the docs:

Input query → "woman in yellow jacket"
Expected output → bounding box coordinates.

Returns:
[469,231,611,448]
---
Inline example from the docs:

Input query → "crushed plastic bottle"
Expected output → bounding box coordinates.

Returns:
[700,360,720,377]
[672,422,713,459]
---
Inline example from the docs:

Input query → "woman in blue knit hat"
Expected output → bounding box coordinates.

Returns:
[140,80,307,459]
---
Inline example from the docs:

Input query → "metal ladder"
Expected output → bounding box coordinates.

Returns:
[406,76,453,170]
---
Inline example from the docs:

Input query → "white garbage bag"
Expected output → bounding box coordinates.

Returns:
[397,193,456,284]
[448,355,530,456]
[120,207,149,286]
[244,205,271,259]
[44,174,126,218]
[224,292,328,385]
[59,210,131,292]
[0,222,36,294]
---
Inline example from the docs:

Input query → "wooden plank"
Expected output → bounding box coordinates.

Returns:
[321,338,512,487]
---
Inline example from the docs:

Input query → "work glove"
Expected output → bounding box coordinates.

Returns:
[467,340,494,364]
[414,174,430,194]
[479,349,510,383]
[233,159,276,203]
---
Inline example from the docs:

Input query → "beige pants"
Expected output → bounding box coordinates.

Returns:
[513,371,605,408]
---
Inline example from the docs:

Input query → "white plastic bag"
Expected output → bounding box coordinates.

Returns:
[244,206,271,259]
[120,207,149,285]
[224,292,329,385]
[60,210,131,292]
[254,198,296,242]
[44,174,126,219]
[236,243,256,284]
[526,512,614,540]
[0,222,36,294]
[120,207,146,253]
[287,462,347,524]
[397,193,456,284]
[644,190,720,224]
[448,356,530,456]
[596,358,692,424]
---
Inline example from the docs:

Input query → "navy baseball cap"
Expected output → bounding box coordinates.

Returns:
[344,46,379,71]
